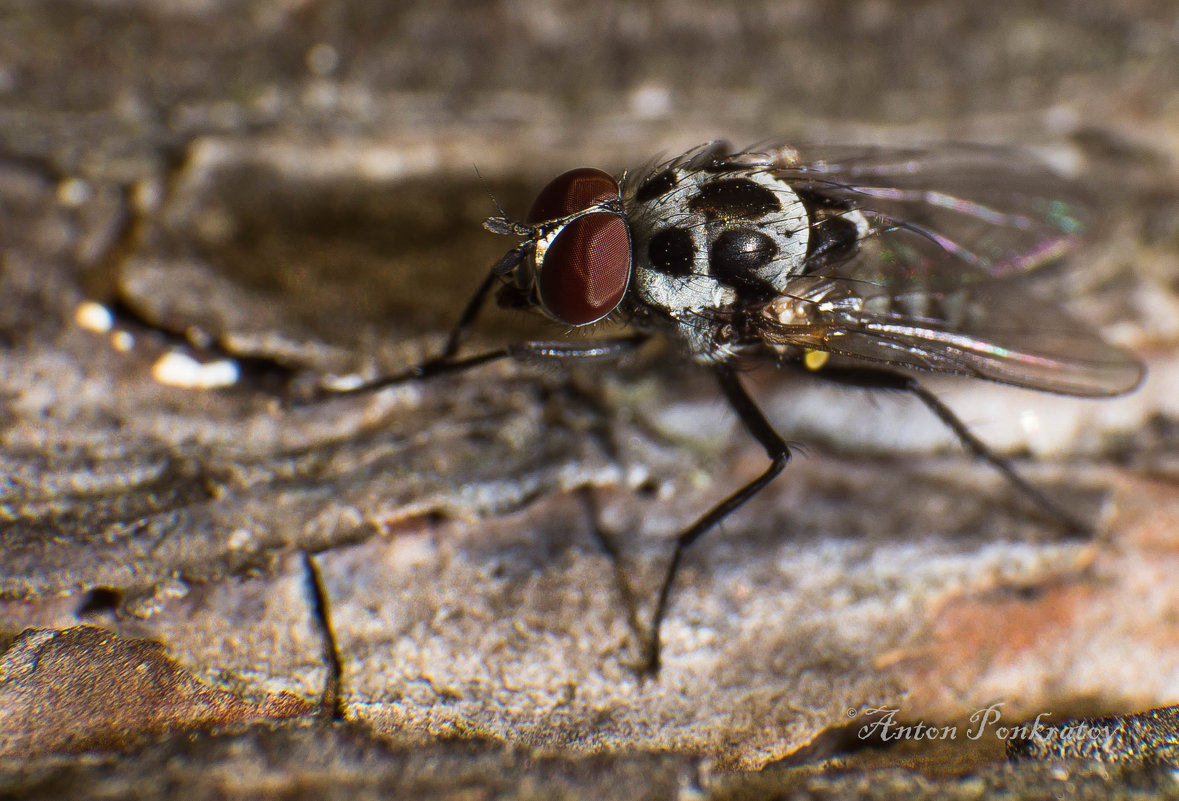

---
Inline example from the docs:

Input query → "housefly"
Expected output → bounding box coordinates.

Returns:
[325,141,1143,673]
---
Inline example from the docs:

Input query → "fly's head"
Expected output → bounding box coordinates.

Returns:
[484,168,632,327]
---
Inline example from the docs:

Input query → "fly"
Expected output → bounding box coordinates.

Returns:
[321,141,1144,674]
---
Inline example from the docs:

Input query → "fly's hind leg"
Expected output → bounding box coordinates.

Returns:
[800,364,1092,535]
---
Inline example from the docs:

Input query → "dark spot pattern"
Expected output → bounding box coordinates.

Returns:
[688,179,781,221]
[710,228,779,296]
[794,187,854,213]
[647,227,696,276]
[805,215,862,270]
[635,169,678,203]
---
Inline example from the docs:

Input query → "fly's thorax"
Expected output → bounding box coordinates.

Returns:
[624,166,812,326]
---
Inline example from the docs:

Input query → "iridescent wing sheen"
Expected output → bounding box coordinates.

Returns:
[707,142,1142,396]
[769,143,1091,280]
[758,275,1143,396]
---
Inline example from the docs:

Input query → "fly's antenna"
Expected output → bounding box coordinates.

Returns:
[475,163,531,237]
[473,163,511,221]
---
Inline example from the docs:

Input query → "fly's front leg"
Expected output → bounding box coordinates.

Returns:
[431,269,501,366]
[309,331,650,400]
[302,236,649,400]
[800,364,1091,535]
[306,269,502,400]
[430,244,530,367]
[642,364,793,675]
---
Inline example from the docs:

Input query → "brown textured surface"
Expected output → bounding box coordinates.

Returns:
[1,0,1178,797]
[0,626,310,755]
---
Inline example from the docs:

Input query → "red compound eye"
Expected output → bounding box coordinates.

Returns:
[539,212,631,326]
[527,167,620,223]
[525,168,631,326]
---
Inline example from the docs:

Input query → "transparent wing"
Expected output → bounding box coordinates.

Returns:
[705,142,1143,396]
[758,275,1143,396]
[739,141,1094,282]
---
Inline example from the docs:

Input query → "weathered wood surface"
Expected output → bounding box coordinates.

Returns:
[2,0,1178,797]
